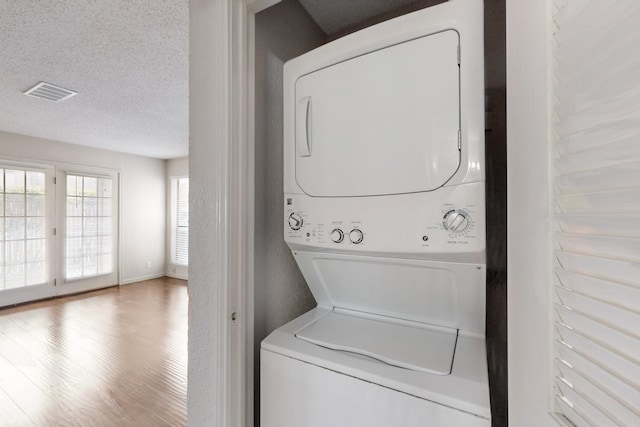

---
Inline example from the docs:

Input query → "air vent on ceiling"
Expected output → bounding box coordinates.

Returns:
[24,82,77,102]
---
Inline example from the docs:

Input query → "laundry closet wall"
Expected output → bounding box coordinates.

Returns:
[253,0,326,421]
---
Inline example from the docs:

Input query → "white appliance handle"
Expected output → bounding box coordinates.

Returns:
[296,96,312,157]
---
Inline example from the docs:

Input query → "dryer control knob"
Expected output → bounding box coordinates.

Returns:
[349,229,364,244]
[288,213,303,231]
[443,210,469,232]
[330,228,344,243]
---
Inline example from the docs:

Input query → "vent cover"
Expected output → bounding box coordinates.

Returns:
[24,82,77,102]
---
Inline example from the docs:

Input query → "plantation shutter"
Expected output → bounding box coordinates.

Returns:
[552,1,640,426]
[173,177,189,266]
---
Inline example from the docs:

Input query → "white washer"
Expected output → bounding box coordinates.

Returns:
[261,1,489,426]
[262,307,490,426]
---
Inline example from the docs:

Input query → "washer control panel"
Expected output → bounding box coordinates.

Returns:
[284,182,485,260]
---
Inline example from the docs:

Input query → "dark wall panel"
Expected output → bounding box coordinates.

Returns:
[484,0,508,425]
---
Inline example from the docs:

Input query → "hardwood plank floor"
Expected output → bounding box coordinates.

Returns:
[0,277,187,427]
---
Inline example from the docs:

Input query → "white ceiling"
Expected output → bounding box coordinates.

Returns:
[0,0,189,159]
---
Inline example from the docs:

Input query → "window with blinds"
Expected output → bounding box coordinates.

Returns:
[552,1,640,426]
[172,177,188,266]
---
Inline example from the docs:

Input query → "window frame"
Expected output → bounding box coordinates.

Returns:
[63,172,115,282]
[56,166,120,296]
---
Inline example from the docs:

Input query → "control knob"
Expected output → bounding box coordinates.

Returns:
[349,229,364,244]
[288,213,303,231]
[330,228,344,243]
[443,210,470,233]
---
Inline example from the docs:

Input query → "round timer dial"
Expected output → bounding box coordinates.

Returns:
[288,213,303,231]
[443,209,471,233]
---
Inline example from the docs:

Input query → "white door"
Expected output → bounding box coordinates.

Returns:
[56,168,119,295]
[0,162,56,307]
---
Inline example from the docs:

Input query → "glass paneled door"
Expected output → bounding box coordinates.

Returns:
[0,163,56,307]
[56,169,119,295]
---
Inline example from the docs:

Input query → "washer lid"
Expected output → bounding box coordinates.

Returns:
[292,251,487,334]
[294,30,461,197]
[295,310,457,375]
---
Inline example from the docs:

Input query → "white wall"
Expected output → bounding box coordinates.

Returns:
[166,156,189,280]
[188,0,224,424]
[506,0,557,425]
[167,155,188,175]
[0,130,166,284]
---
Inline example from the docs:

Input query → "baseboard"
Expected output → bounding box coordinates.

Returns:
[166,271,189,280]
[120,273,166,285]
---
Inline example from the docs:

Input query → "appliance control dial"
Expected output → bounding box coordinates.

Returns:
[443,209,470,233]
[349,229,364,244]
[288,213,303,231]
[330,228,344,243]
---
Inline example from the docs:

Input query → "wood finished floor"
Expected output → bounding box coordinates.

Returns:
[0,277,187,427]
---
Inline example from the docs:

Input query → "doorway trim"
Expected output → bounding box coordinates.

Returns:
[188,0,281,426]
[229,1,283,426]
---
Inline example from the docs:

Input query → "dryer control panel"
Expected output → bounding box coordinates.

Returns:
[284,182,485,263]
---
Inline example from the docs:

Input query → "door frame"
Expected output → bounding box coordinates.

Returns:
[189,0,280,426]
[230,2,282,425]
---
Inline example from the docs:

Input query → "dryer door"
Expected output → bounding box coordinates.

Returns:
[294,30,460,197]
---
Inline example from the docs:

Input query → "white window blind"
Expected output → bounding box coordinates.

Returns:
[172,177,188,266]
[553,1,640,426]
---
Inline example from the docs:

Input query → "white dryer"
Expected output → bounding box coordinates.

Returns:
[261,1,490,426]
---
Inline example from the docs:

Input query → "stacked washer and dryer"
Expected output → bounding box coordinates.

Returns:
[261,1,490,425]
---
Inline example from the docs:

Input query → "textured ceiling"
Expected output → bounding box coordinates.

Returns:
[299,0,425,34]
[0,0,188,159]
[0,0,437,159]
